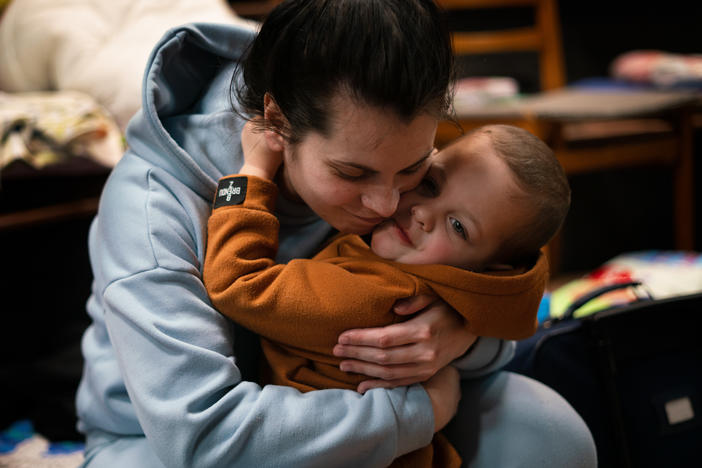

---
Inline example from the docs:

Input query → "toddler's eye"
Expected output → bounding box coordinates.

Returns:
[451,218,467,239]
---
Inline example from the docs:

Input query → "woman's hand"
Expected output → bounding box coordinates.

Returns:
[333,295,477,393]
[422,365,461,432]
[239,120,283,180]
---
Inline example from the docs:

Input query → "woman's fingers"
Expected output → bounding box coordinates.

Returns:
[335,301,477,386]
[338,360,435,384]
[337,320,427,348]
[334,341,432,366]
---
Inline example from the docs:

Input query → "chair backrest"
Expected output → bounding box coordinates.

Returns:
[436,0,566,91]
[229,0,284,20]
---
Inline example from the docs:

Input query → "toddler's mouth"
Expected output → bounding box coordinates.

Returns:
[392,220,413,246]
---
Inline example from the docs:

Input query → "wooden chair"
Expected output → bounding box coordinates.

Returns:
[435,0,697,272]
[228,0,284,20]
[0,158,110,231]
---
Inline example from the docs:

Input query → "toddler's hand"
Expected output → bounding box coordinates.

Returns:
[240,120,283,180]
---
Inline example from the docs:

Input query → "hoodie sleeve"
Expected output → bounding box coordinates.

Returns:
[452,337,516,379]
[80,159,433,468]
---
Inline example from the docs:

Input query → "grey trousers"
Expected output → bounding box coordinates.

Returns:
[444,371,597,467]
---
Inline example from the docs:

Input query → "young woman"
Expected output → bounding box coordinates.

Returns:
[76,1,596,466]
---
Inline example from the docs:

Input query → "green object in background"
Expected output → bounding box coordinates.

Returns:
[549,278,639,320]
[549,250,702,322]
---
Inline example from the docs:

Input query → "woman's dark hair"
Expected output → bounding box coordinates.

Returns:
[232,0,454,143]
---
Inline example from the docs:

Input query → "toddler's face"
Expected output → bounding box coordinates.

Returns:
[370,134,530,270]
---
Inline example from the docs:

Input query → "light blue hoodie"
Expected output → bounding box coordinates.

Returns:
[76,22,513,467]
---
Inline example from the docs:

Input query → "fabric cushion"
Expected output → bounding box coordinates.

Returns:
[0,0,257,132]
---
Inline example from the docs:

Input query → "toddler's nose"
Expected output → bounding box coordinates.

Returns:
[411,205,433,231]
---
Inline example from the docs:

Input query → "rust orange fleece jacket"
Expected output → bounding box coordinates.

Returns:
[203,175,548,468]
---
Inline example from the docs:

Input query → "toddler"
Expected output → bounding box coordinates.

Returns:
[203,124,571,467]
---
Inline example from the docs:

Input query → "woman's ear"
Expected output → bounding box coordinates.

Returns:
[263,93,286,153]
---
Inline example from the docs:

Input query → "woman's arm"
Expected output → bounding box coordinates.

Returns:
[84,158,437,468]
[103,268,436,467]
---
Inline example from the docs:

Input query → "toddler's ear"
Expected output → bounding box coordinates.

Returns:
[263,93,287,153]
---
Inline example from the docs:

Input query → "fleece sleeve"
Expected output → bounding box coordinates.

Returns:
[82,162,434,468]
[203,175,423,354]
[203,175,521,379]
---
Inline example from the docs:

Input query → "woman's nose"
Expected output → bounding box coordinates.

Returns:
[361,186,400,218]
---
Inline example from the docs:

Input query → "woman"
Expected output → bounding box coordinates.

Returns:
[76,1,596,466]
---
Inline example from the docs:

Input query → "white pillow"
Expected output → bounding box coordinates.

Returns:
[0,0,258,132]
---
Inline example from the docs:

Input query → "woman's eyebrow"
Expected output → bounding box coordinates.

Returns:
[334,150,433,173]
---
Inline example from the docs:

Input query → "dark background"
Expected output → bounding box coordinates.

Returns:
[1,0,701,441]
[448,0,702,271]
[559,1,702,270]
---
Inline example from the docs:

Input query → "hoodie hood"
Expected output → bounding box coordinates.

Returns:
[124,22,258,201]
[335,236,547,340]
[121,22,333,263]
[406,251,547,339]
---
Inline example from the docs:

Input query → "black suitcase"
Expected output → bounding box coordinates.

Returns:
[506,289,702,468]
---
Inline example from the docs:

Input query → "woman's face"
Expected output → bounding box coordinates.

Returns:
[279,94,438,234]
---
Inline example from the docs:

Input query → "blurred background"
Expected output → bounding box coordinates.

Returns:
[0,0,700,462]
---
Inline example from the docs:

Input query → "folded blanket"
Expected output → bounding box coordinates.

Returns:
[611,50,702,89]
[1,90,124,168]
[0,0,257,132]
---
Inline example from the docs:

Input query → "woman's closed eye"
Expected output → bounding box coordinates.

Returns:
[334,169,368,181]
[399,157,430,175]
